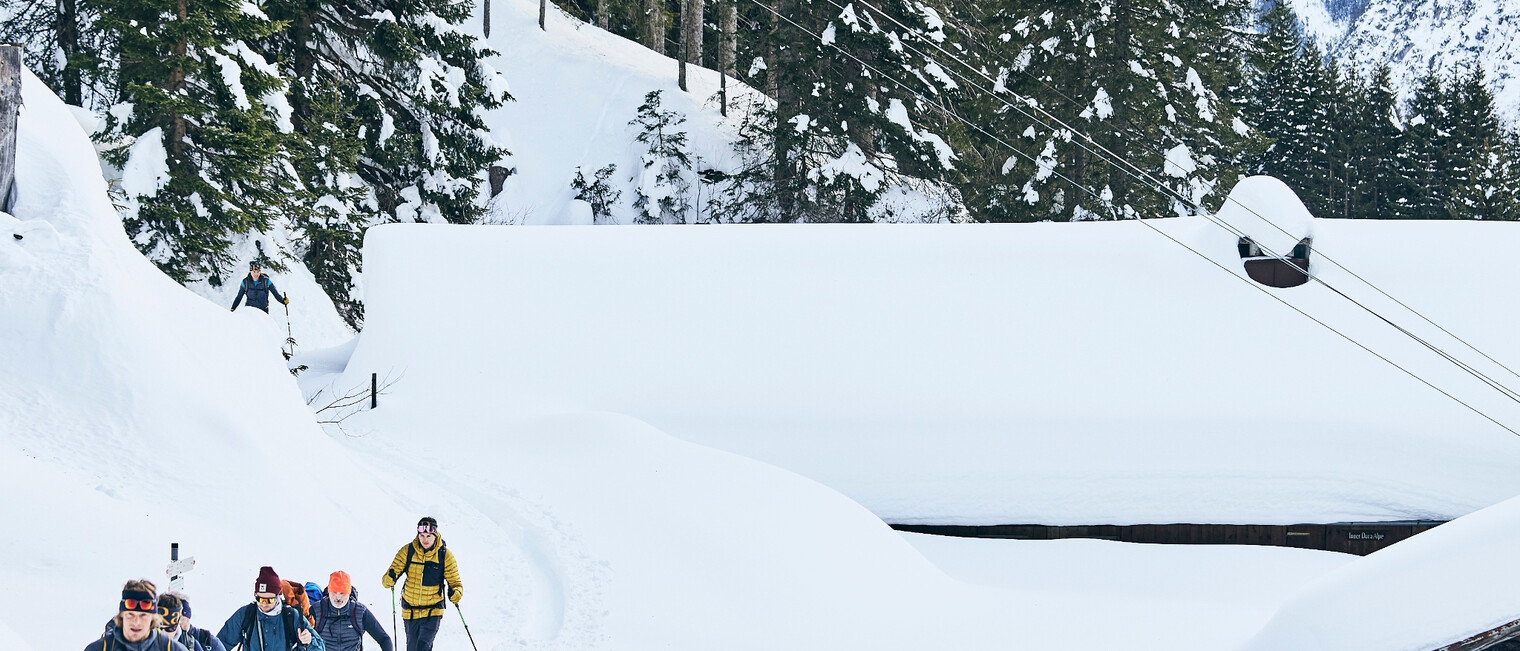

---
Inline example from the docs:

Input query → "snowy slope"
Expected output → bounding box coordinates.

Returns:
[475,0,747,226]
[1295,0,1520,119]
[3,64,1372,651]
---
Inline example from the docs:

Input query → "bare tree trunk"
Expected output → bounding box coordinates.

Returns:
[596,0,609,29]
[678,0,703,91]
[771,0,797,220]
[170,0,188,157]
[55,0,82,105]
[291,9,315,132]
[643,0,666,54]
[0,46,22,210]
[539,0,546,30]
[484,0,491,37]
[720,0,735,116]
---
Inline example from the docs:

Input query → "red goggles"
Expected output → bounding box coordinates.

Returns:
[120,592,157,613]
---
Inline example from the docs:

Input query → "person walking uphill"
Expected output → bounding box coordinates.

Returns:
[230,261,288,313]
[216,566,325,651]
[312,571,393,651]
[84,579,190,651]
[381,517,462,651]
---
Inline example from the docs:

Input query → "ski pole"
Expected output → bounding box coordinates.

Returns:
[390,585,398,644]
[456,602,480,651]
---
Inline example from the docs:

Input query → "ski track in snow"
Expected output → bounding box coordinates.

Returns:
[336,427,608,650]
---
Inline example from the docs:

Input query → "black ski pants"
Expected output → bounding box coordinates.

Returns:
[404,615,442,651]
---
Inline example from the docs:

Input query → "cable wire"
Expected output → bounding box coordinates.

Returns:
[837,0,1520,396]
[738,0,1520,436]
[806,0,1520,409]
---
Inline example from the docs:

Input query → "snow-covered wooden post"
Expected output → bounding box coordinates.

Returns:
[0,44,22,212]
[539,0,547,31]
[483,0,491,37]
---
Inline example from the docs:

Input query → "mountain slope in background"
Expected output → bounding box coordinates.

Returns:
[1287,0,1520,119]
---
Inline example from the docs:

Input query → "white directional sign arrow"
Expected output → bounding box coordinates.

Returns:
[166,557,196,576]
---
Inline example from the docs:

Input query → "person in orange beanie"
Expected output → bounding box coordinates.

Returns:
[312,570,393,651]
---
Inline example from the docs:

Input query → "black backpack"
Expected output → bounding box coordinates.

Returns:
[401,542,451,610]
[313,590,365,651]
[235,603,304,651]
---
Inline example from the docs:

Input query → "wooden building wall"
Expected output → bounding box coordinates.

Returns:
[890,521,1445,556]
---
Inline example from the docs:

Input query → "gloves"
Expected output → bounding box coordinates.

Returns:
[450,590,462,605]
[283,297,291,305]
[230,307,235,312]
[381,576,394,590]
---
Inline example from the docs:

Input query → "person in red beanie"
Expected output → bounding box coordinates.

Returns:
[215,566,324,651]
[312,570,394,651]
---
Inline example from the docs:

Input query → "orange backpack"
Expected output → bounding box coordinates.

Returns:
[282,579,316,627]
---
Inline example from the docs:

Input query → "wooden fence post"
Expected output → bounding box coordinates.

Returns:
[0,45,23,212]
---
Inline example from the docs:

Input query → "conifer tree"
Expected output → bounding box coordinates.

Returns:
[1398,68,1449,220]
[726,0,955,222]
[630,91,694,223]
[253,0,513,325]
[954,0,1252,222]
[96,0,292,284]
[1350,64,1402,219]
[0,0,110,106]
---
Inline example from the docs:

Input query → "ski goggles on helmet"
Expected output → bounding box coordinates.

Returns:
[120,591,157,613]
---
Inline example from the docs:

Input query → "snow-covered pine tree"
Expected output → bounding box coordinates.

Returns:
[254,0,513,326]
[630,90,694,223]
[0,0,110,106]
[1397,68,1450,220]
[96,0,293,284]
[1349,64,1402,219]
[1443,66,1513,221]
[572,164,623,223]
[955,0,1251,222]
[726,0,956,222]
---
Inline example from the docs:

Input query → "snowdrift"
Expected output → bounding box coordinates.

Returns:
[1242,491,1520,650]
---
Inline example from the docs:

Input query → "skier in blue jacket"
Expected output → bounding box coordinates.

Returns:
[231,261,289,313]
[216,567,324,651]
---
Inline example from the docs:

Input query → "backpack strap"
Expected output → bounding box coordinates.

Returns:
[283,605,300,650]
[239,603,259,649]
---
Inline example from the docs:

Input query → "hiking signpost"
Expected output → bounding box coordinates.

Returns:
[167,543,196,592]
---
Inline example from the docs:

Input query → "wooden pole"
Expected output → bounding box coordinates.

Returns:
[484,0,492,37]
[0,45,21,212]
[539,0,547,31]
[371,372,378,409]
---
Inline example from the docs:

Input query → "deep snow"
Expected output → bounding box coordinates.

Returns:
[6,0,1520,647]
[328,203,1520,526]
[2,60,1369,651]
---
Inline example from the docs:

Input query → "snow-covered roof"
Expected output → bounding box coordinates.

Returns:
[343,207,1520,526]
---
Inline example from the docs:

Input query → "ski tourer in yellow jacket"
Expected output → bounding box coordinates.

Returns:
[381,518,463,621]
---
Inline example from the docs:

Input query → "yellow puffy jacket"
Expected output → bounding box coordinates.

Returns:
[380,536,463,620]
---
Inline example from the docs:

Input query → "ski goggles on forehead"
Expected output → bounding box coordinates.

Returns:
[418,524,437,533]
[120,591,157,613]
